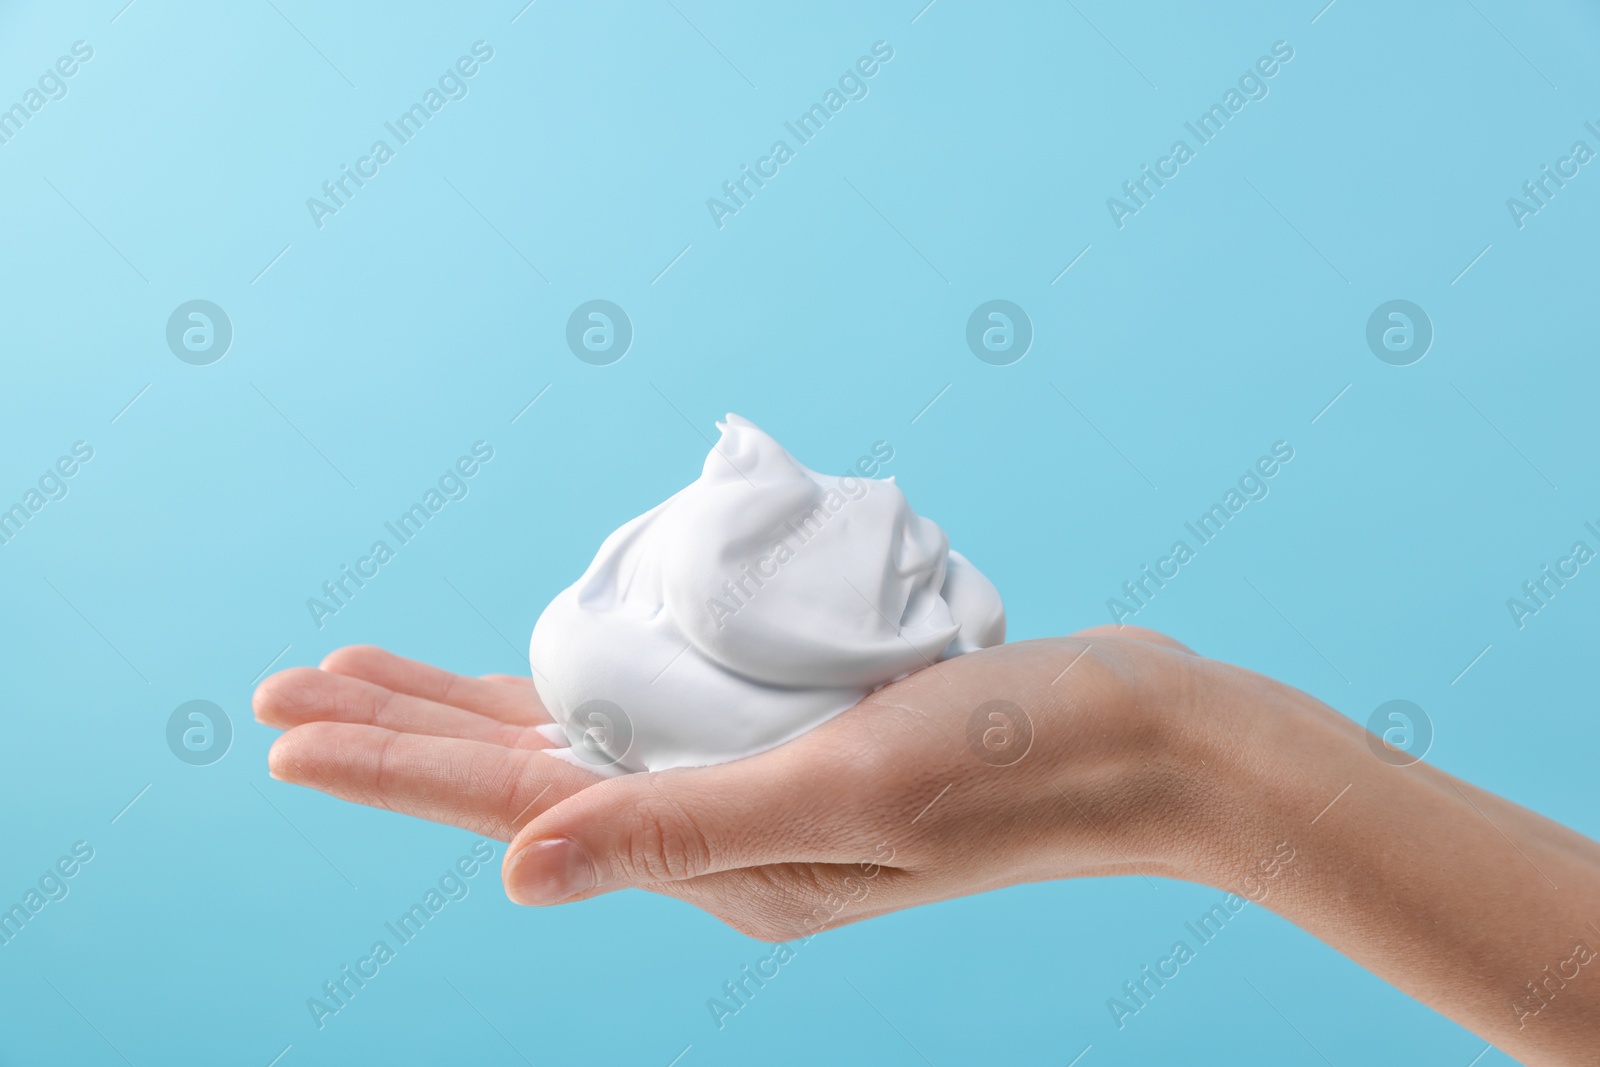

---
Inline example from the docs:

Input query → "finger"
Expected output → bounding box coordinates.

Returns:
[481,674,536,688]
[499,744,890,906]
[319,645,549,724]
[268,721,598,840]
[1072,624,1195,655]
[254,667,555,749]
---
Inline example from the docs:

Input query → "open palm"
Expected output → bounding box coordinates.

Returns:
[256,631,1199,939]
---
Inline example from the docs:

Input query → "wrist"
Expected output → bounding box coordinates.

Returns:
[1021,637,1313,888]
[1141,655,1363,894]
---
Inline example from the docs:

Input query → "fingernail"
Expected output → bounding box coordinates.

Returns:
[506,837,595,906]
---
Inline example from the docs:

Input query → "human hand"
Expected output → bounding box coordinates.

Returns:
[255,630,1600,1064]
[255,627,1230,939]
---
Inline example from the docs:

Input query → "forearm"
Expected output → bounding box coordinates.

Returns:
[1183,667,1600,1064]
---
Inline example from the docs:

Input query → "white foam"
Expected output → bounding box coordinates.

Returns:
[529,414,1004,773]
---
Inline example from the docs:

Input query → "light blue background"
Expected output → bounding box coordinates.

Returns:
[2,1,1597,1063]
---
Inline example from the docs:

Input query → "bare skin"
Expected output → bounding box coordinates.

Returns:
[255,627,1600,1064]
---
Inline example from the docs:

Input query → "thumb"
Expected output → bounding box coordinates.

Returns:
[500,750,872,906]
[1072,624,1196,655]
